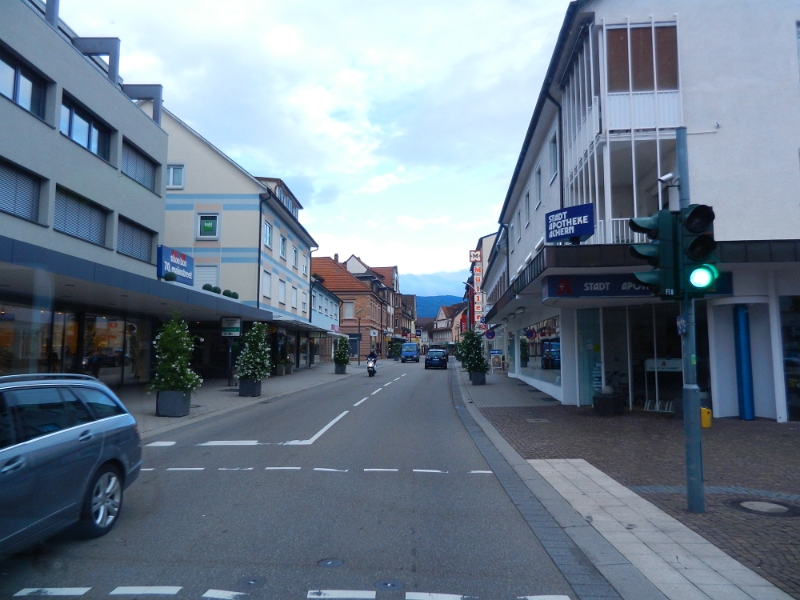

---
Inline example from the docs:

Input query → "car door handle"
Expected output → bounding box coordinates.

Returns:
[78,431,94,442]
[1,456,25,474]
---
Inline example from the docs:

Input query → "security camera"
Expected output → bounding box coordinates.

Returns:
[658,172,674,184]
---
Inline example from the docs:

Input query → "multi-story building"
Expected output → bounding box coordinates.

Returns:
[309,275,344,363]
[159,108,322,375]
[0,0,266,386]
[431,302,467,351]
[399,293,417,342]
[484,0,800,422]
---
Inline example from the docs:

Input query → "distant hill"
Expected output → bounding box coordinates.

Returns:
[416,295,463,318]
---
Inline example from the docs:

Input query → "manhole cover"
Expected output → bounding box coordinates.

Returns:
[318,558,343,568]
[235,576,265,590]
[375,579,404,591]
[526,418,550,423]
[726,498,800,517]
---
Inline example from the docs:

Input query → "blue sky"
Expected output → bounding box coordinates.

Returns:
[60,0,571,295]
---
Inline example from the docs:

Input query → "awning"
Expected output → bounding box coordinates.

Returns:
[270,316,330,334]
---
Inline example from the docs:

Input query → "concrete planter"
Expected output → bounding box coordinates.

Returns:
[238,379,262,397]
[275,364,285,376]
[156,391,191,417]
[334,363,347,374]
[285,363,293,374]
[471,371,486,385]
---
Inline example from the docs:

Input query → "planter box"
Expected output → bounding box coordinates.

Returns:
[156,390,191,417]
[394,355,400,361]
[471,371,486,385]
[334,363,347,374]
[239,379,262,397]
[285,363,293,374]
[520,358,529,368]
[275,364,285,376]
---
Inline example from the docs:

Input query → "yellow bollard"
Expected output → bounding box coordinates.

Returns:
[701,407,712,428]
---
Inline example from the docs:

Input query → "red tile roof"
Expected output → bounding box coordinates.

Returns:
[311,257,371,292]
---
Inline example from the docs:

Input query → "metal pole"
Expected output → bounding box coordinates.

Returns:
[677,126,705,513]
[358,318,361,366]
[227,337,233,387]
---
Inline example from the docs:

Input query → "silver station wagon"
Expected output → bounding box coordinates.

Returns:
[0,374,142,559]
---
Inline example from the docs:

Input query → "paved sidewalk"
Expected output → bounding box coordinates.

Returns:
[117,359,401,440]
[455,364,800,600]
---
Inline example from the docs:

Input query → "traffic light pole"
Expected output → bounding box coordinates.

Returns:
[676,126,705,514]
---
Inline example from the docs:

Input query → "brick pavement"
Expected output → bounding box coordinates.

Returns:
[460,368,800,599]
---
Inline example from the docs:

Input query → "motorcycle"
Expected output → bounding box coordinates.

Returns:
[366,356,377,377]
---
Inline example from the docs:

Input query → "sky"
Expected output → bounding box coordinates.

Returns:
[59,0,571,296]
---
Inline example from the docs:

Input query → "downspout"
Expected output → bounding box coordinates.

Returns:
[545,92,564,210]
[257,196,264,311]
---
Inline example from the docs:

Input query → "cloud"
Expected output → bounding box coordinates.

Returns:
[402,271,472,296]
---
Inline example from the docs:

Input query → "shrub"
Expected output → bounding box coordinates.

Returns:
[148,314,202,393]
[333,337,350,366]
[236,322,271,381]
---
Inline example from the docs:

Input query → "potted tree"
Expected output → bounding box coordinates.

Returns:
[284,354,294,374]
[236,322,271,397]
[459,328,480,380]
[469,353,490,385]
[148,314,202,417]
[333,337,350,374]
[520,337,530,368]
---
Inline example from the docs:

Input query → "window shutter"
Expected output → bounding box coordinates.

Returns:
[117,218,153,262]
[0,160,39,221]
[54,188,106,245]
[122,142,156,191]
[195,265,219,288]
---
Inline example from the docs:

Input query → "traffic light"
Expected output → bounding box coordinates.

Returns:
[680,204,717,296]
[628,210,680,298]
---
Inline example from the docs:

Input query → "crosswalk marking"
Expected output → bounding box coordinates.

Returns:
[307,592,376,599]
[202,590,246,599]
[110,586,182,595]
[199,441,259,446]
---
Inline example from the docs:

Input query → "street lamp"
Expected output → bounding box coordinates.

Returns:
[356,308,365,365]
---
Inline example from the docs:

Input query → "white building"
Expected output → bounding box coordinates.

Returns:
[484,0,800,422]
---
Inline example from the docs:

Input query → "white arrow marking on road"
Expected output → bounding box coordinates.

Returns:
[14,589,91,597]
[202,590,247,599]
[354,397,368,406]
[265,466,301,470]
[146,441,176,447]
[110,587,182,595]
[284,411,349,445]
[307,592,376,599]
[199,441,259,446]
[313,468,348,472]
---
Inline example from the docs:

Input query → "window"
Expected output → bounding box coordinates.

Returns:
[197,214,219,240]
[312,293,316,311]
[4,387,92,443]
[291,287,298,308]
[72,388,124,419]
[302,292,307,313]
[0,53,45,118]
[166,165,184,189]
[117,218,153,262]
[60,98,111,160]
[262,270,272,298]
[54,187,107,246]
[279,236,287,258]
[0,158,39,222]
[302,255,308,275]
[516,210,522,241]
[550,133,558,180]
[535,168,542,212]
[292,247,298,268]
[606,25,678,93]
[278,280,286,304]
[344,302,354,319]
[524,189,530,226]
[121,141,156,191]
[263,221,272,247]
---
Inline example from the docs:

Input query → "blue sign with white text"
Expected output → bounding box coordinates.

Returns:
[545,204,595,243]
[157,245,194,286]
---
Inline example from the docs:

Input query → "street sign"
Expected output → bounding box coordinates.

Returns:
[415,328,422,336]
[475,323,487,333]
[480,317,485,323]
[489,349,503,355]
[369,330,378,337]
[677,314,687,336]
[221,317,242,337]
[525,329,535,339]
[470,250,482,263]
[485,330,495,340]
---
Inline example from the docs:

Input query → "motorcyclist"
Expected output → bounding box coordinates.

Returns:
[367,349,378,371]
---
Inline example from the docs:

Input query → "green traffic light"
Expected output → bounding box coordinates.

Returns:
[688,264,719,289]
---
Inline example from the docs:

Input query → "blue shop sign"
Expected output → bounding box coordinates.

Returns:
[543,272,732,300]
[157,245,194,286]
[545,204,595,243]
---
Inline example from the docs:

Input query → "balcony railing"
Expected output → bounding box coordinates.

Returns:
[584,218,649,245]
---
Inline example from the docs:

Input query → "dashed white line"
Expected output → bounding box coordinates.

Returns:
[354,397,368,406]
[146,441,175,447]
[470,470,494,474]
[307,592,376,599]
[406,594,465,600]
[141,468,155,471]
[364,468,399,472]
[394,377,401,381]
[218,467,254,471]
[313,468,348,472]
[265,466,301,470]
[110,587,182,595]
[383,381,392,387]
[401,373,407,377]
[516,596,571,600]
[284,411,349,445]
[166,468,204,471]
[14,589,90,597]
[413,469,448,474]
[370,389,382,395]
[202,590,246,599]
[199,441,259,446]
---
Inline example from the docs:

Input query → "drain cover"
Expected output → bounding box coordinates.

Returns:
[235,576,265,590]
[375,579,404,591]
[726,498,800,517]
[318,558,343,568]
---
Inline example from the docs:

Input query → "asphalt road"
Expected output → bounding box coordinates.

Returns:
[0,361,576,599]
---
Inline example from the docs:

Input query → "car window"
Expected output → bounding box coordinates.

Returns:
[72,387,125,419]
[0,395,14,450]
[4,387,93,443]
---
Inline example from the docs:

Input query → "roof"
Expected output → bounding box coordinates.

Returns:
[441,302,468,319]
[255,177,304,209]
[311,257,371,293]
[371,266,397,285]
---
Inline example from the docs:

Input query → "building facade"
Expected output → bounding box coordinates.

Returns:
[310,277,344,363]
[484,0,800,422]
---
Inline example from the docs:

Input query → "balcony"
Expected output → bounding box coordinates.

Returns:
[584,218,649,245]
[606,91,681,131]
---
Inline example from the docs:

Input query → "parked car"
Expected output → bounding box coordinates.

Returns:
[425,349,448,370]
[400,343,420,363]
[0,374,141,559]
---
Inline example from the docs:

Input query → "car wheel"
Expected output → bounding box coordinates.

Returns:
[79,463,123,538]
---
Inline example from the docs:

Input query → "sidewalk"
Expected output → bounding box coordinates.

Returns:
[117,360,399,440]
[455,364,800,600]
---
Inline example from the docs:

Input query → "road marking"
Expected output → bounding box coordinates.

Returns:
[470,470,493,474]
[218,467,254,471]
[354,397,368,406]
[284,411,349,445]
[141,468,155,471]
[110,587,182,595]
[516,597,571,600]
[166,468,204,471]
[401,373,407,377]
[314,468,348,472]
[364,468,399,472]
[202,590,246,599]
[265,466,301,470]
[413,469,448,473]
[307,592,376,599]
[370,389,381,395]
[394,377,401,381]
[383,381,392,387]
[14,589,91,597]
[406,594,466,600]
[146,441,175,447]
[199,441,259,446]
